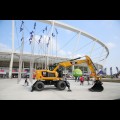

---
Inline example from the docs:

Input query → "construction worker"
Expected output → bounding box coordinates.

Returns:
[24,75,29,86]
[87,75,90,85]
[65,80,72,92]
[63,75,72,92]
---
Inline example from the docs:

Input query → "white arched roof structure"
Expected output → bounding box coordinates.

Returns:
[37,20,109,59]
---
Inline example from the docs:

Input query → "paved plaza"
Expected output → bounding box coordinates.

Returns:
[0,78,120,100]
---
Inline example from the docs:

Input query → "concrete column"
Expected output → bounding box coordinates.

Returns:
[9,20,14,79]
[22,62,24,72]
[37,63,39,69]
[30,60,34,83]
[42,62,43,69]
[35,63,36,70]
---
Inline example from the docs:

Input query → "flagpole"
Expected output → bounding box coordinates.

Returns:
[110,67,113,78]
[18,21,24,83]
[9,20,14,79]
[46,21,54,70]
[29,22,36,83]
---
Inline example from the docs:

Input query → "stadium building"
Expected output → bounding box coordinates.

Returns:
[0,51,103,78]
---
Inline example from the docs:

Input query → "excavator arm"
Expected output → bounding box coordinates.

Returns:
[52,55,104,92]
[53,55,98,79]
[75,56,98,79]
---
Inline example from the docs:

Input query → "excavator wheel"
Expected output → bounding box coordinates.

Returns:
[57,81,66,90]
[54,83,58,88]
[34,81,44,91]
[89,80,104,92]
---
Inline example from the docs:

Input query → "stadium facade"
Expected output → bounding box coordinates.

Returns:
[0,51,103,78]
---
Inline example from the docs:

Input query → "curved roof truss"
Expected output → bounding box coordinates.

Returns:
[36,20,109,59]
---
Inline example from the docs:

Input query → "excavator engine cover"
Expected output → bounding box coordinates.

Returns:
[89,80,104,92]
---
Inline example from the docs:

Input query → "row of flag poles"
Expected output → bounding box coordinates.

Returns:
[18,21,58,83]
[98,67,119,77]
[110,67,119,76]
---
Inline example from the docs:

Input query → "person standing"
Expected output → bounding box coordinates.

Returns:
[91,77,95,85]
[87,75,90,85]
[24,75,29,86]
[80,76,84,85]
[75,76,77,82]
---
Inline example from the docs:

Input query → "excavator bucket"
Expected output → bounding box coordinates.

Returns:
[89,80,104,92]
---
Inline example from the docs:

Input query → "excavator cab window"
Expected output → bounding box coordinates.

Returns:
[49,64,57,71]
[48,73,55,77]
[57,69,63,78]
[42,72,48,77]
[42,71,55,77]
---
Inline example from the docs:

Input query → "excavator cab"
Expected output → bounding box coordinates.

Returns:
[49,64,64,78]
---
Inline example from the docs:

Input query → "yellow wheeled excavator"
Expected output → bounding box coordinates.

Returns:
[31,55,104,92]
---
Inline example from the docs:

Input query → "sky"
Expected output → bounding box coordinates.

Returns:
[0,20,120,74]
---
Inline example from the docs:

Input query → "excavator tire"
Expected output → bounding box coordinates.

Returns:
[35,81,44,91]
[54,83,58,88]
[89,80,104,92]
[57,81,66,90]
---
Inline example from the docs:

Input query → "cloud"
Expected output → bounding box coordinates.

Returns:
[58,50,72,58]
[58,49,84,59]
[72,54,83,58]
[29,34,61,55]
[0,43,12,52]
[106,42,116,49]
[59,50,66,56]
[26,35,84,58]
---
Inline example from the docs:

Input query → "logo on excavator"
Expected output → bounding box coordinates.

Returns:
[70,61,77,65]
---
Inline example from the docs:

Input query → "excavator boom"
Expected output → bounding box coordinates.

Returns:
[52,55,104,92]
[53,55,98,79]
